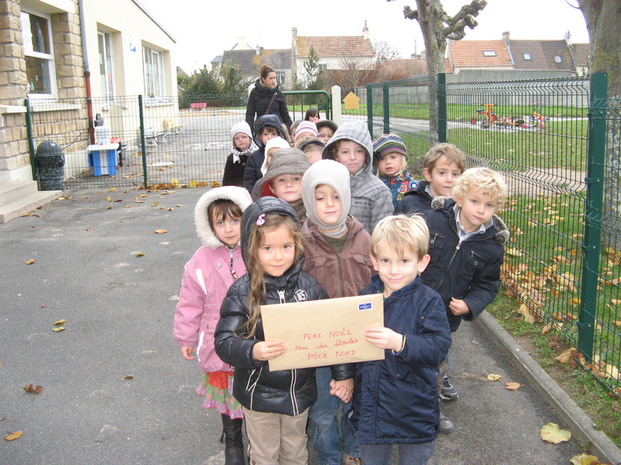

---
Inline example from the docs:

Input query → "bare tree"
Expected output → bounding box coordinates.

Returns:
[372,39,402,61]
[397,0,487,142]
[324,58,380,94]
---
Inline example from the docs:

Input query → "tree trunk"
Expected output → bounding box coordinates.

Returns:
[405,0,487,145]
[579,0,621,250]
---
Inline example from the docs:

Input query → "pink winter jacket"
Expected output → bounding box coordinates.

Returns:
[173,186,252,373]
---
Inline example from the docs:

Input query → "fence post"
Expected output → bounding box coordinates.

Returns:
[578,72,607,360]
[383,81,390,134]
[24,99,37,183]
[437,73,447,143]
[331,85,342,126]
[138,95,148,188]
[367,83,373,139]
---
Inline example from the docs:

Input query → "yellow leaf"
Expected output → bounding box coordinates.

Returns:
[166,207,174,211]
[189,180,198,188]
[540,422,571,443]
[151,202,158,207]
[211,181,222,187]
[611,299,621,305]
[570,453,602,465]
[487,374,502,381]
[105,196,111,201]
[542,324,552,335]
[54,319,65,325]
[4,431,22,441]
[136,252,145,257]
[555,348,574,364]
[155,229,167,234]
[52,326,65,332]
[25,259,36,265]
[505,382,522,390]
[506,248,524,257]
[109,187,116,192]
[106,205,112,210]
[140,194,148,198]
[124,375,134,380]
[518,304,536,324]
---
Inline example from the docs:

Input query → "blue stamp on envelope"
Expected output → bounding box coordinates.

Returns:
[358,302,373,311]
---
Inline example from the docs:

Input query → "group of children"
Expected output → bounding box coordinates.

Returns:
[174,114,509,465]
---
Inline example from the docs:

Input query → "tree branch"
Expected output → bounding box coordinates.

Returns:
[440,0,487,40]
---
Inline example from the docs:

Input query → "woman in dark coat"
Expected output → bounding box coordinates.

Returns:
[246,64,293,133]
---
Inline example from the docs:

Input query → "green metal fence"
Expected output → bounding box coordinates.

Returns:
[27,90,331,191]
[365,72,620,395]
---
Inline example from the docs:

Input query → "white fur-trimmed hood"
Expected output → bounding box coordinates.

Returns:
[194,186,253,249]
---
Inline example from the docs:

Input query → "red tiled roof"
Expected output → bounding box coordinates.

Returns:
[450,40,512,68]
[296,36,374,58]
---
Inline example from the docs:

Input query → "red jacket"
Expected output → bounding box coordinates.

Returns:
[301,215,374,298]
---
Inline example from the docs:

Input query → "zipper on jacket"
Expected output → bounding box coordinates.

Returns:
[290,369,299,415]
[435,242,461,290]
[229,248,238,280]
[277,290,286,304]
[337,252,345,297]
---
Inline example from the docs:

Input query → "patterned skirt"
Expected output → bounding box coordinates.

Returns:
[196,370,244,419]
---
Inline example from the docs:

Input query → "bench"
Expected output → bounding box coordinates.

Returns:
[144,126,168,147]
[189,102,207,111]
[164,118,183,135]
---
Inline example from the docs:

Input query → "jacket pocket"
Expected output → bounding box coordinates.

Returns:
[457,250,486,281]
[197,314,226,372]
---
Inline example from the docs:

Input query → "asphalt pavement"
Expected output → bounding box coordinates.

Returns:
[1,187,619,465]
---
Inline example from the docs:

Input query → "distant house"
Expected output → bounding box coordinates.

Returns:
[447,31,589,80]
[219,39,292,88]
[291,25,375,84]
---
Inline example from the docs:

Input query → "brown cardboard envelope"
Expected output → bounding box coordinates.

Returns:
[261,294,385,371]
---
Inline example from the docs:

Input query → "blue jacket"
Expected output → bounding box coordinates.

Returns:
[348,274,451,444]
[422,197,509,332]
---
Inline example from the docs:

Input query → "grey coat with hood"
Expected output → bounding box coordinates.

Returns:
[322,122,393,234]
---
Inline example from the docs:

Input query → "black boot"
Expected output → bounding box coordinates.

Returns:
[221,414,245,465]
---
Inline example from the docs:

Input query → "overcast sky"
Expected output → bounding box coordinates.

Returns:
[139,0,590,74]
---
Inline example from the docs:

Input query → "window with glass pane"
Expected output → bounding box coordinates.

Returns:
[98,32,115,101]
[21,10,55,96]
[143,46,164,98]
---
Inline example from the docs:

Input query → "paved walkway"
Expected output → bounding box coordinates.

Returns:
[0,188,617,464]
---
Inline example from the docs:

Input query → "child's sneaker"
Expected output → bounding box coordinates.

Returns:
[440,377,458,401]
[439,413,454,434]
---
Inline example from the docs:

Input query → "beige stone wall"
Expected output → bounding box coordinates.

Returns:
[0,0,89,181]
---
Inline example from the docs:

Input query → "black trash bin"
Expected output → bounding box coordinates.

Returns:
[36,140,65,191]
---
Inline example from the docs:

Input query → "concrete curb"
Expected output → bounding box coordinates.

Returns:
[477,311,621,465]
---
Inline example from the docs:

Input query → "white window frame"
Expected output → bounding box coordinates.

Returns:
[482,50,497,57]
[142,45,165,101]
[21,7,57,99]
[98,31,115,102]
[275,71,286,86]
[523,53,532,61]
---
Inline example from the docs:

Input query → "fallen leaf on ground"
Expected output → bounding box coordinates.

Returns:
[505,382,522,390]
[570,453,601,465]
[106,206,112,210]
[24,384,43,394]
[4,431,22,441]
[540,422,571,443]
[109,188,116,192]
[518,304,536,324]
[52,326,65,332]
[124,375,134,380]
[25,259,36,265]
[135,252,145,257]
[155,229,167,234]
[487,374,502,381]
[151,202,158,207]
[506,248,524,257]
[54,319,65,325]
[554,348,574,364]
